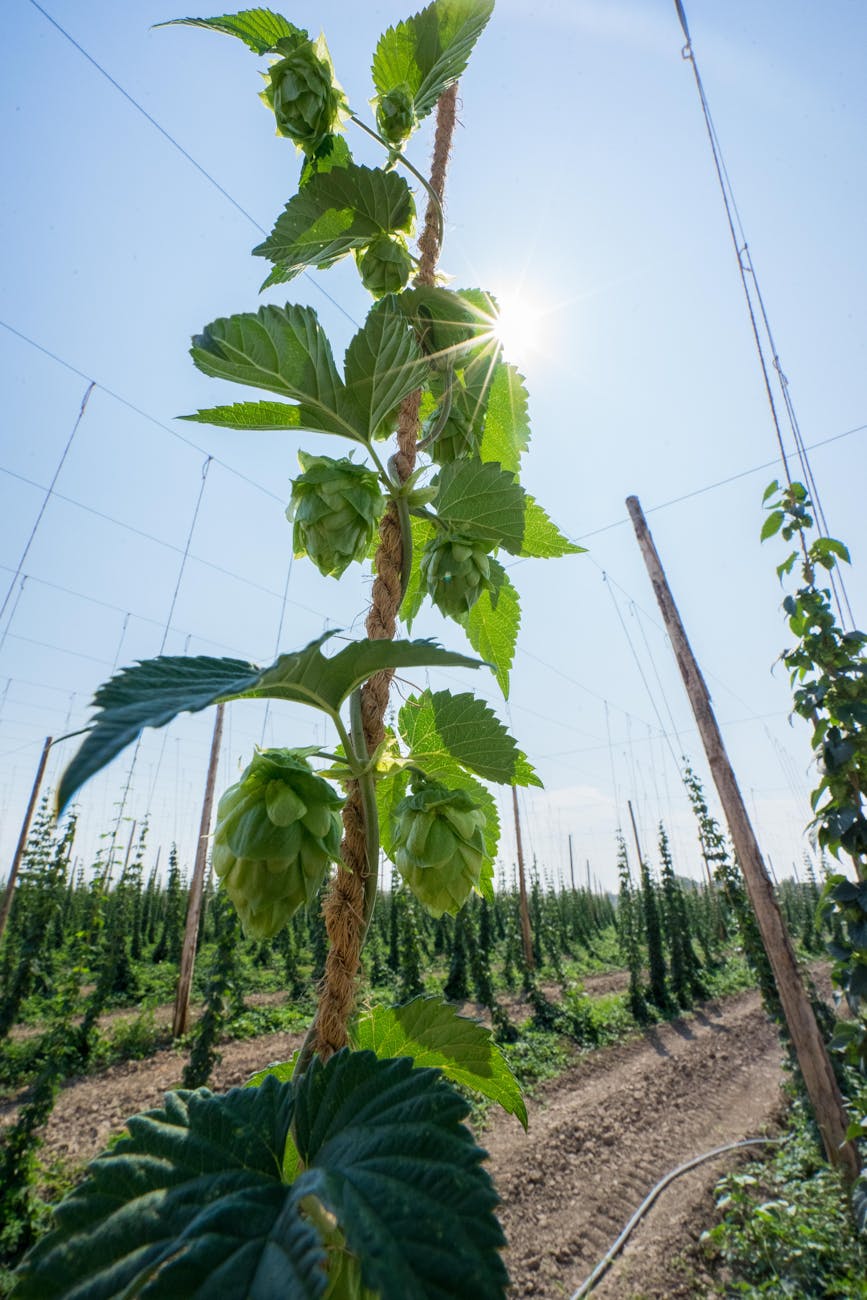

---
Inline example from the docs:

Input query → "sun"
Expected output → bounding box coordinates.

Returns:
[492,288,546,364]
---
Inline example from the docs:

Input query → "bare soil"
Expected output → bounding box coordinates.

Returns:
[484,986,786,1298]
[4,978,794,1297]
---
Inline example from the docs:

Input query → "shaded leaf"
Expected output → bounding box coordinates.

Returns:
[190,303,365,442]
[13,1079,326,1300]
[343,299,430,437]
[293,1050,508,1299]
[253,164,414,287]
[435,459,525,552]
[761,510,784,541]
[351,996,527,1127]
[58,635,487,811]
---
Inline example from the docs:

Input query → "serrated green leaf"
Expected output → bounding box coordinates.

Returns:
[459,562,520,696]
[58,634,487,811]
[343,299,430,437]
[14,1078,327,1300]
[399,688,540,786]
[158,10,307,55]
[351,997,527,1128]
[372,0,495,124]
[292,1050,508,1299]
[190,303,367,442]
[521,497,584,558]
[181,399,305,430]
[397,698,502,870]
[254,164,414,287]
[478,361,530,471]
[435,459,526,551]
[400,514,437,630]
[398,286,496,366]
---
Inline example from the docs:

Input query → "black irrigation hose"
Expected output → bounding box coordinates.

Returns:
[569,1135,789,1298]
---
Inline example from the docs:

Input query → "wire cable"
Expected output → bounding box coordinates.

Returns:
[674,0,854,627]
[28,0,359,330]
[0,381,93,626]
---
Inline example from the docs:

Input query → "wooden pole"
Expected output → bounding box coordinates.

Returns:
[627,799,645,868]
[0,735,52,942]
[512,786,534,970]
[626,494,859,1181]
[172,704,225,1038]
[568,833,576,891]
[121,820,137,878]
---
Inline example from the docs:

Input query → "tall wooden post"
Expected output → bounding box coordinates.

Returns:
[626,494,859,1181]
[512,786,534,971]
[0,735,52,942]
[172,704,225,1038]
[568,833,576,891]
[627,799,645,868]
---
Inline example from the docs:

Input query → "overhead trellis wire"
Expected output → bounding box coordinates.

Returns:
[674,0,855,629]
[0,380,94,628]
[28,0,359,330]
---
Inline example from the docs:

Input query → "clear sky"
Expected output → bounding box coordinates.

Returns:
[1,0,865,892]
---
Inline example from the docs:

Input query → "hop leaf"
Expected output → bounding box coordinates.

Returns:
[355,234,414,298]
[261,34,348,154]
[288,453,385,577]
[420,530,495,617]
[392,777,486,916]
[375,83,417,146]
[213,748,343,938]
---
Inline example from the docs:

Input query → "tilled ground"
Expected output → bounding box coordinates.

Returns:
[5,977,787,1297]
[484,987,786,1298]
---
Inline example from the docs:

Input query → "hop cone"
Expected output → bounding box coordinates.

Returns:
[288,453,384,577]
[420,531,495,617]
[375,85,416,146]
[392,780,486,917]
[356,234,413,298]
[213,749,343,940]
[261,37,347,154]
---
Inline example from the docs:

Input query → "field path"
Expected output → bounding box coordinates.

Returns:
[484,987,785,1298]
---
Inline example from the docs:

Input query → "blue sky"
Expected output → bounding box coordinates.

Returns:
[1,0,865,890]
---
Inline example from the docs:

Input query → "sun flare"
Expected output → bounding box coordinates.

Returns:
[493,289,546,364]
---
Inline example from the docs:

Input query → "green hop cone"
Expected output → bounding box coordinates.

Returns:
[420,531,495,617]
[213,749,343,940]
[392,779,486,917]
[261,35,348,154]
[375,84,417,146]
[288,453,384,578]
[356,234,413,298]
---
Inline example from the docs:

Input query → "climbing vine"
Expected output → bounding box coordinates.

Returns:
[763,480,867,1075]
[14,4,576,1295]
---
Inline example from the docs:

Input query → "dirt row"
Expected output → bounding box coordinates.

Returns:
[7,973,785,1297]
[486,986,785,1297]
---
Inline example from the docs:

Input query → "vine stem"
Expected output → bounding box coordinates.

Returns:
[349,113,444,251]
[314,84,459,1061]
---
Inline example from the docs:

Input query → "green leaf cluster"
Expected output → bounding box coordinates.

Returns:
[15,1054,508,1299]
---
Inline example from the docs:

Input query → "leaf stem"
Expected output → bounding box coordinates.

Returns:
[349,113,444,251]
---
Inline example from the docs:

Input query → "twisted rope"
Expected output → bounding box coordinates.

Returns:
[315,85,459,1058]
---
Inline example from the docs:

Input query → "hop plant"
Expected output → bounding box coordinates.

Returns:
[288,453,384,578]
[375,84,416,146]
[260,36,348,154]
[212,749,343,940]
[420,531,495,617]
[392,778,487,917]
[356,234,414,297]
